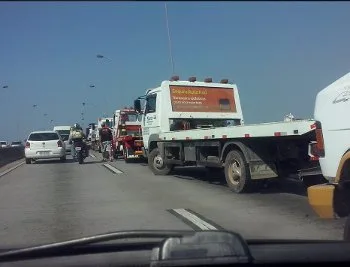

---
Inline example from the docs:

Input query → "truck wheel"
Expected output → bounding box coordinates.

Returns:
[124,149,131,163]
[148,148,172,175]
[224,150,252,193]
[25,158,31,164]
[344,215,350,241]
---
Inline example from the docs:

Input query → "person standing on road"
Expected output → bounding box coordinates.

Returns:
[99,121,113,162]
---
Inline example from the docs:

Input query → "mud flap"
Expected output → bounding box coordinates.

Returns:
[249,161,278,180]
[307,184,335,218]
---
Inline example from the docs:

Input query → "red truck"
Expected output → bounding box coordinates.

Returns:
[112,108,144,162]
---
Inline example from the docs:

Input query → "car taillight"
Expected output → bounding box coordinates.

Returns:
[311,121,325,158]
[57,140,63,147]
[25,142,30,148]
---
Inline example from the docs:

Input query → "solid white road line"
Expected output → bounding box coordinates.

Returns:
[103,163,123,174]
[0,161,25,178]
[172,208,218,230]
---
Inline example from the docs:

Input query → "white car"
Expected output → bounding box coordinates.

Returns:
[53,126,71,153]
[25,131,66,164]
[11,141,24,148]
[0,141,9,148]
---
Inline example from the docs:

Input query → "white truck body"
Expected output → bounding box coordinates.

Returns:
[308,72,350,224]
[314,72,350,179]
[135,78,321,193]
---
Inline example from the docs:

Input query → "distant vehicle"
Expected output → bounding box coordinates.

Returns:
[53,126,71,152]
[25,131,66,164]
[11,141,23,148]
[0,141,8,148]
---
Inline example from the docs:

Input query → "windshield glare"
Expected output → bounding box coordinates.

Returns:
[1,1,348,254]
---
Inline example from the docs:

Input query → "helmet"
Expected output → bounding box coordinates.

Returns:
[74,123,81,129]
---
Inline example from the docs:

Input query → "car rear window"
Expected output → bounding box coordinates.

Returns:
[28,133,59,141]
[0,142,6,145]
[60,134,69,141]
[56,130,70,136]
[12,142,22,145]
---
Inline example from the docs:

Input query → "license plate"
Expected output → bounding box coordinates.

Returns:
[75,147,82,151]
[39,151,50,156]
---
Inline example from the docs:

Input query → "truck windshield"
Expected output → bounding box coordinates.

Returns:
[121,114,141,122]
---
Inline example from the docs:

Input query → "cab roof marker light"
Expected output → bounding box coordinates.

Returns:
[204,78,212,83]
[189,77,196,82]
[170,75,180,81]
[220,79,229,84]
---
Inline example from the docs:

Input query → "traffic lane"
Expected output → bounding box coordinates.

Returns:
[106,156,344,240]
[0,156,192,247]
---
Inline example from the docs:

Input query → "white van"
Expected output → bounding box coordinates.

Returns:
[53,126,71,152]
[308,72,350,240]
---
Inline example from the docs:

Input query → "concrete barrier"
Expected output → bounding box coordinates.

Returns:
[0,147,24,168]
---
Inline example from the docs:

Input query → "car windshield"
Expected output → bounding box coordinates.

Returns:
[1,1,349,255]
[28,133,59,141]
[11,142,22,145]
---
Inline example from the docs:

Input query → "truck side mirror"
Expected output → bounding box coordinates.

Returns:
[134,99,141,113]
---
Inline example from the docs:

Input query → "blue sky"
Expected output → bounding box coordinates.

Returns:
[1,1,350,141]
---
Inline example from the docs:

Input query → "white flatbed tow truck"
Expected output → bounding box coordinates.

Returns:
[134,76,323,193]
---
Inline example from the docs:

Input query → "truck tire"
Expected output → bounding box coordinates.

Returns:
[224,150,253,193]
[25,158,31,164]
[124,148,131,163]
[344,215,350,241]
[148,148,172,175]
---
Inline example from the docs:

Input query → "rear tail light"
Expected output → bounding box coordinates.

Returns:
[25,142,30,148]
[57,140,63,147]
[310,121,325,158]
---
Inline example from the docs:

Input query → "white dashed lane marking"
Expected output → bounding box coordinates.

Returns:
[0,161,25,178]
[103,163,123,174]
[168,208,225,231]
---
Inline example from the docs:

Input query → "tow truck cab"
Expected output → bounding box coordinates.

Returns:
[134,76,244,157]
[308,72,350,223]
[112,108,143,161]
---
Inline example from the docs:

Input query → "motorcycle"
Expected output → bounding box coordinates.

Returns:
[73,140,87,164]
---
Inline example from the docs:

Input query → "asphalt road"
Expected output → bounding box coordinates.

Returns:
[0,151,345,247]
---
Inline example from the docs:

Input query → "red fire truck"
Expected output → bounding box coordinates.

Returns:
[112,108,144,162]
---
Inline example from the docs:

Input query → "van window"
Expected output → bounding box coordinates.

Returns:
[145,94,157,113]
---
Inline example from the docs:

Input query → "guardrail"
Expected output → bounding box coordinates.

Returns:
[0,147,24,168]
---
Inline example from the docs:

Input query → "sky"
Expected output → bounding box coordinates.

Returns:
[1,1,350,141]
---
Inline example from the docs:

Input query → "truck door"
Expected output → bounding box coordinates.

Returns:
[142,93,159,151]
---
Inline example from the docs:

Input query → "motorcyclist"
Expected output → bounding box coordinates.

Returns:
[68,123,87,159]
[99,120,113,162]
